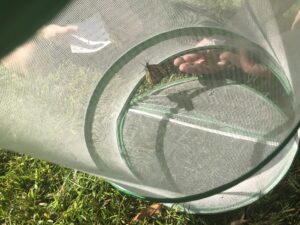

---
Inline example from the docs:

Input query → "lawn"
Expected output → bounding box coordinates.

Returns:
[0,149,299,225]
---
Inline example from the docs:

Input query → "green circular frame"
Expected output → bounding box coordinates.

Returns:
[84,27,299,203]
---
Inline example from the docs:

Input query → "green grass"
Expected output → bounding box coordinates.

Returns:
[0,149,299,225]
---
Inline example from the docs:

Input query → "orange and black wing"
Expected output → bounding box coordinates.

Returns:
[145,63,168,85]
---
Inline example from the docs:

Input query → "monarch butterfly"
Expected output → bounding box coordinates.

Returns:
[145,63,168,85]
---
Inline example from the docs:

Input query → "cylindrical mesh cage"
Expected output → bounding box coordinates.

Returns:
[1,0,299,213]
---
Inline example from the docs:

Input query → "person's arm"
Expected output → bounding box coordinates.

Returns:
[2,41,36,75]
[2,24,78,75]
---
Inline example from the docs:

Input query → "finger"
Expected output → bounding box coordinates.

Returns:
[195,37,213,47]
[57,25,78,34]
[173,57,185,66]
[182,53,202,62]
[179,62,211,74]
[179,62,196,73]
[291,10,300,30]
[193,58,206,64]
[217,60,226,66]
[219,51,240,67]
[41,24,78,40]
[64,25,79,33]
[240,58,271,77]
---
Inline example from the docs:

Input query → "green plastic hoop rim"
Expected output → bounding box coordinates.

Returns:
[84,26,298,203]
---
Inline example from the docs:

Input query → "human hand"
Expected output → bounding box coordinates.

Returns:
[173,37,228,74]
[173,50,227,75]
[219,51,271,77]
[174,38,271,77]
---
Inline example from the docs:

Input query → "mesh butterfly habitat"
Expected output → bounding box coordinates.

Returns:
[0,0,300,215]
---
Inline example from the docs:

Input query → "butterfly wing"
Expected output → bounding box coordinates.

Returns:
[145,64,167,85]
